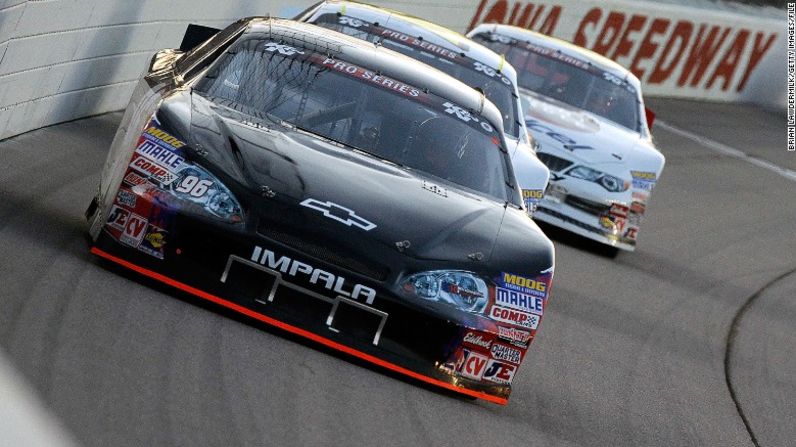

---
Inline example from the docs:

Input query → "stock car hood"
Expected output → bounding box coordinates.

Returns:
[521,90,663,173]
[157,92,547,267]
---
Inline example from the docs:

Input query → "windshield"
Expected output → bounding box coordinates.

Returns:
[310,14,520,138]
[473,34,640,132]
[194,37,512,201]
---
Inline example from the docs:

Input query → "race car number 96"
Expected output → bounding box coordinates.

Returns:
[175,175,213,198]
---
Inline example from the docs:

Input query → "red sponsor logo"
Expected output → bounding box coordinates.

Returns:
[130,156,177,185]
[489,304,540,329]
[497,326,532,346]
[609,203,629,232]
[124,171,149,187]
[463,332,493,349]
[120,212,148,247]
[456,349,489,380]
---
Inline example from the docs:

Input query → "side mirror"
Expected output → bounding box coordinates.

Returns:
[644,107,656,133]
[149,49,184,73]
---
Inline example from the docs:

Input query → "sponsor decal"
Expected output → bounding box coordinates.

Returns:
[138,225,167,259]
[630,201,646,215]
[123,171,150,187]
[443,102,495,133]
[489,305,540,329]
[116,189,137,208]
[490,343,524,364]
[143,125,185,150]
[495,287,544,314]
[338,16,366,28]
[130,156,179,185]
[120,212,148,248]
[250,246,377,305]
[631,170,656,191]
[630,171,657,181]
[463,332,493,349]
[499,272,547,297]
[321,57,422,98]
[263,42,305,57]
[300,198,376,231]
[482,359,517,385]
[525,119,596,151]
[473,61,512,85]
[497,326,532,346]
[136,141,184,171]
[600,215,615,230]
[608,203,629,232]
[522,189,544,212]
[106,205,130,231]
[456,349,489,380]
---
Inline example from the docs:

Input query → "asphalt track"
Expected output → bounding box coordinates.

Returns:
[0,99,793,447]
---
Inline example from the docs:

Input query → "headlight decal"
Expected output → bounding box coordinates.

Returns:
[567,165,629,192]
[401,271,489,314]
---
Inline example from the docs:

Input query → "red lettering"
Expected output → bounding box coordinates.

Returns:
[677,25,730,87]
[629,18,670,79]
[593,12,625,56]
[468,0,489,31]
[125,217,147,239]
[468,356,487,374]
[507,2,522,25]
[648,20,693,84]
[528,5,545,30]
[512,4,535,28]
[537,6,561,36]
[574,8,602,47]
[736,32,777,92]
[611,14,647,61]
[706,29,749,90]
[482,0,508,24]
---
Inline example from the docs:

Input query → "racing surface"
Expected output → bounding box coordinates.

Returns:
[0,99,793,446]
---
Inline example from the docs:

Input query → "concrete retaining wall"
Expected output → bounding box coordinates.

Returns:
[0,0,784,141]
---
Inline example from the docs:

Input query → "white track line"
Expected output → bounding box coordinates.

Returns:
[656,120,796,183]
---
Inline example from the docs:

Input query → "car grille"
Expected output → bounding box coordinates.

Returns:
[564,196,610,216]
[257,224,389,282]
[537,152,573,172]
[537,206,606,235]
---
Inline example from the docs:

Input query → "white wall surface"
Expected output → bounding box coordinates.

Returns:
[0,0,785,140]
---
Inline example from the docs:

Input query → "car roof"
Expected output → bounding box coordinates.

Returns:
[469,23,642,92]
[239,17,504,133]
[300,1,519,84]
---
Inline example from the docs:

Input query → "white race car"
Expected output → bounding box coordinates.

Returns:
[469,25,665,252]
[297,1,550,212]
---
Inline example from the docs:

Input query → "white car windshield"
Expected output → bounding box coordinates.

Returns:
[474,34,641,132]
[194,37,513,201]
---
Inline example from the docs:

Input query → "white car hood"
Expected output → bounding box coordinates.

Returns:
[521,91,664,176]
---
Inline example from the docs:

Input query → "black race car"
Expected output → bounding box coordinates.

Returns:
[86,18,555,404]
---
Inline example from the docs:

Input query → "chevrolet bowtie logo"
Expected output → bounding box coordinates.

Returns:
[300,198,377,231]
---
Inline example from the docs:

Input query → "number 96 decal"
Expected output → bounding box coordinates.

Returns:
[175,175,214,198]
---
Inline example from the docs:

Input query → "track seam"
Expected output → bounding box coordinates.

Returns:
[724,267,796,447]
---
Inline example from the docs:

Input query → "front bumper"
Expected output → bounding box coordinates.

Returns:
[534,193,640,251]
[92,206,527,404]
